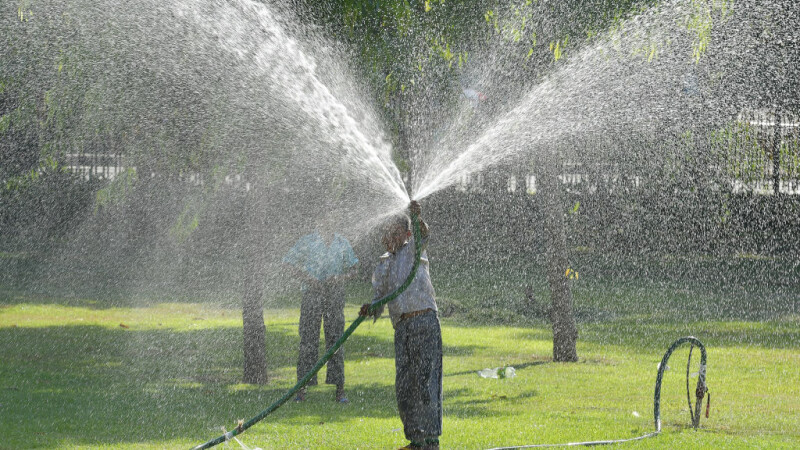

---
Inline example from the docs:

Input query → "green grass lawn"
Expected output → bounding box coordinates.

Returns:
[1,287,799,449]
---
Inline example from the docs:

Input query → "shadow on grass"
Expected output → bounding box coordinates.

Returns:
[0,322,503,448]
[508,317,800,351]
[445,386,540,409]
[579,318,800,351]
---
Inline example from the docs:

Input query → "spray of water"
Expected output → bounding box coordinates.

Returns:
[175,0,409,208]
[413,0,727,200]
[2,0,798,447]
[1,0,419,300]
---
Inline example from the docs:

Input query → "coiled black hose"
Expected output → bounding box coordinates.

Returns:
[488,336,709,449]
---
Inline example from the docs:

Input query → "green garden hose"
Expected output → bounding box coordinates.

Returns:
[191,212,424,450]
[192,213,709,449]
[655,336,708,432]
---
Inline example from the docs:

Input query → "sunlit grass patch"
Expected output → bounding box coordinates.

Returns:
[0,302,243,330]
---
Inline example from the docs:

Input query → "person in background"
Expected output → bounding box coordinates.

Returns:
[284,226,358,403]
[360,201,441,450]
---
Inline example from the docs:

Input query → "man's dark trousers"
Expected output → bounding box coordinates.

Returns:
[394,310,443,443]
[297,278,345,387]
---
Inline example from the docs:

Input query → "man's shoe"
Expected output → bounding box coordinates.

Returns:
[397,441,424,449]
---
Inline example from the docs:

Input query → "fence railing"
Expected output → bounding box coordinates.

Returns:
[61,111,800,196]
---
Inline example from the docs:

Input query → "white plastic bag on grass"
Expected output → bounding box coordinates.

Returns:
[478,366,516,379]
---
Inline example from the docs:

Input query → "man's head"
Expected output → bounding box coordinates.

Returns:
[381,214,411,253]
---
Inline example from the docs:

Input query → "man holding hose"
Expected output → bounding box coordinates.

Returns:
[361,201,442,450]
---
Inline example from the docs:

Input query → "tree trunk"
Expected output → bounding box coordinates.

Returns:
[540,159,578,362]
[241,185,268,384]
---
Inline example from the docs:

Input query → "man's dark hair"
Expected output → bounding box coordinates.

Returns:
[382,213,411,234]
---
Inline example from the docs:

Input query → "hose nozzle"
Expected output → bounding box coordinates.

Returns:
[409,200,421,217]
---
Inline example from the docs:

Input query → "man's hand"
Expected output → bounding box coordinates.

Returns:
[409,200,421,216]
[419,219,429,239]
[408,201,430,240]
[359,303,383,322]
